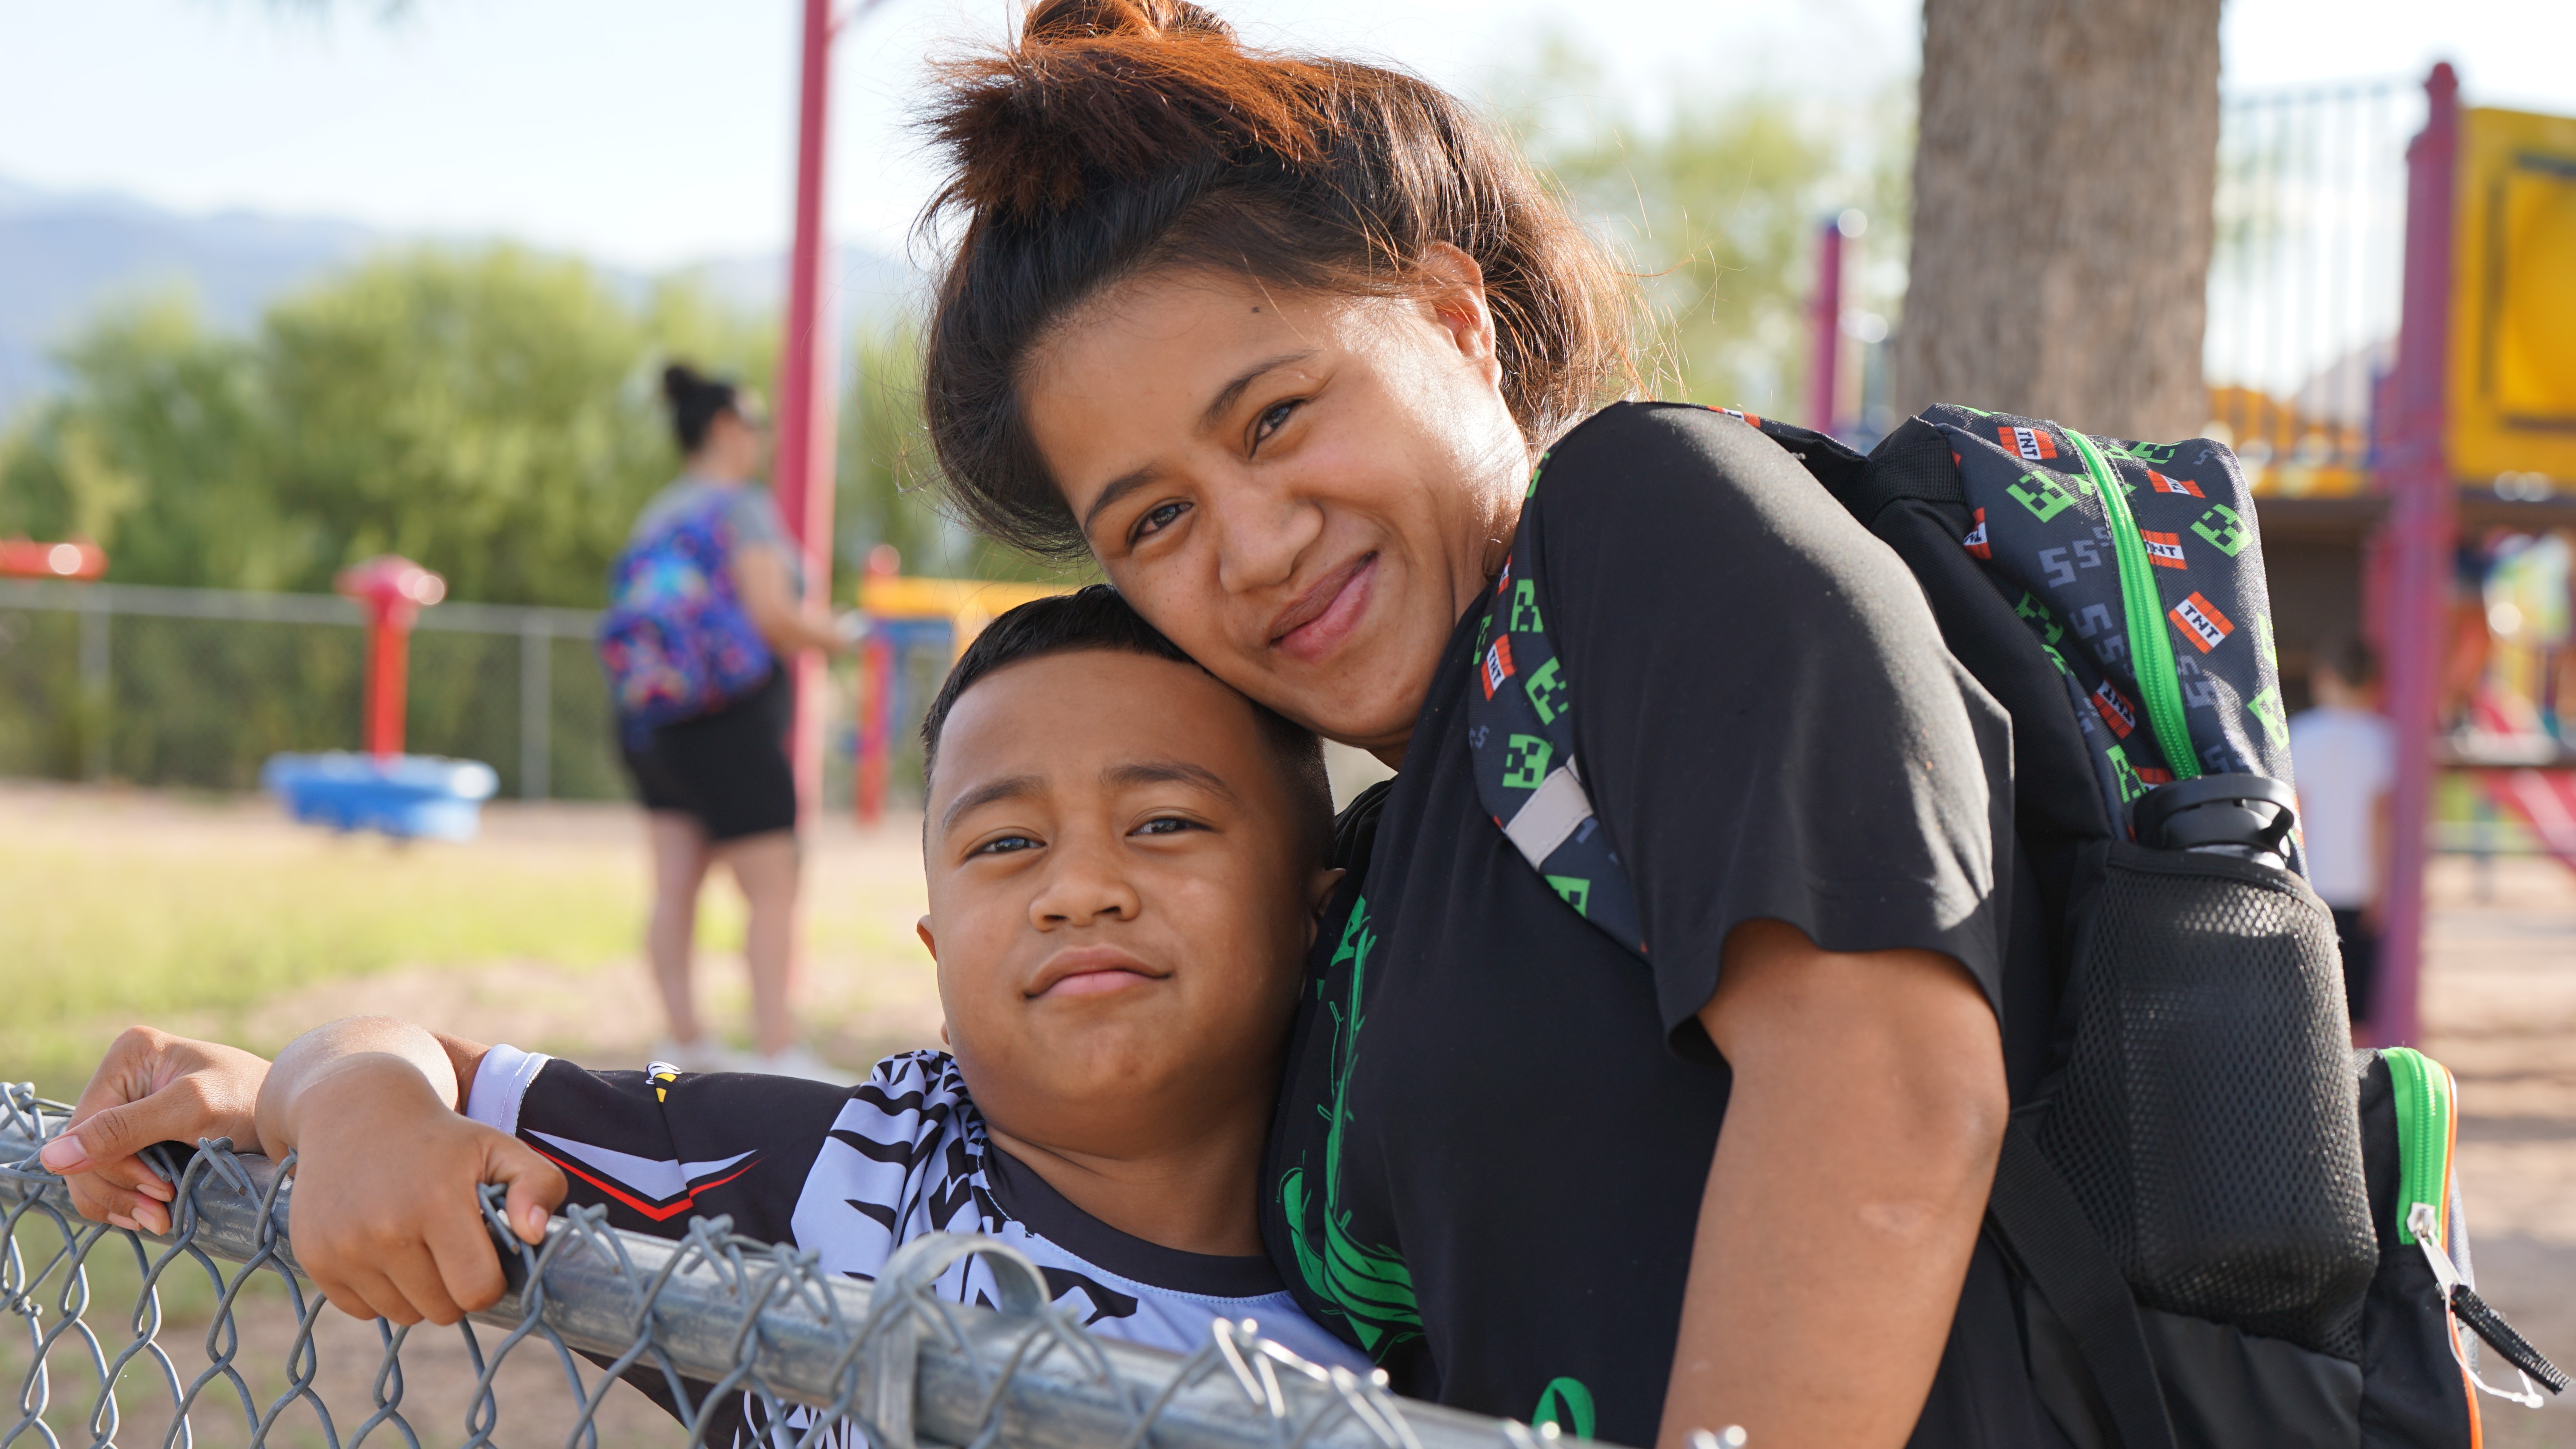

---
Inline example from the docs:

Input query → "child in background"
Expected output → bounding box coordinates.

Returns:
[44,588,1364,1444]
[2289,637,2393,1033]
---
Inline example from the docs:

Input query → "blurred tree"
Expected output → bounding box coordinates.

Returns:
[835,325,1080,588]
[1895,0,2222,439]
[1509,38,1910,417]
[0,248,775,606]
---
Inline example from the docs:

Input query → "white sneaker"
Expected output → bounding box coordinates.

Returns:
[745,1045,858,1086]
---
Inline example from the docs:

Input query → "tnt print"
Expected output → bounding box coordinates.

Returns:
[2090,680,2138,739]
[1480,635,1516,700]
[2000,424,2058,461]
[2141,529,2189,569]
[2148,470,2204,498]
[2169,591,2235,654]
[1962,508,1992,559]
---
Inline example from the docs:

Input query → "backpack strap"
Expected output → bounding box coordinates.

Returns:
[1466,459,1648,957]
[1990,1118,2180,1449]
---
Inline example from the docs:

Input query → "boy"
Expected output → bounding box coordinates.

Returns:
[2287,636,2392,1031]
[45,587,1363,1440]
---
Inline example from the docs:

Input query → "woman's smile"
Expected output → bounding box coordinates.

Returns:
[1268,552,1379,663]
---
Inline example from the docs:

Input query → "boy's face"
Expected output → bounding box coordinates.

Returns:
[919,649,1334,1153]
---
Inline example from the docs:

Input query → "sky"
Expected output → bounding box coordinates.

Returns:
[2,0,2573,272]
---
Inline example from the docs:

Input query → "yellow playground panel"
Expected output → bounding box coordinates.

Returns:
[2449,106,2576,485]
[850,573,1075,820]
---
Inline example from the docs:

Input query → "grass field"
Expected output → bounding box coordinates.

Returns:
[0,781,942,1100]
[5,781,2574,1445]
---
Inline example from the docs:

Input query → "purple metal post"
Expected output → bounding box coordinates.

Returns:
[2368,62,2460,1047]
[1804,216,1846,433]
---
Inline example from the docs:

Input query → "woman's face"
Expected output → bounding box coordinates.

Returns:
[1020,252,1529,758]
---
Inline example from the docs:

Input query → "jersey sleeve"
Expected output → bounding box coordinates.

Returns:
[1532,403,2012,1050]
[470,1046,854,1246]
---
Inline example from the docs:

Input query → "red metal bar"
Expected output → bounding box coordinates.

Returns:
[335,555,445,762]
[1804,216,1846,433]
[0,539,106,580]
[773,0,840,824]
[856,634,891,826]
[2368,62,2461,1047]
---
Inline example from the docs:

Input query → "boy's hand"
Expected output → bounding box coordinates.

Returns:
[46,1027,270,1236]
[285,1055,565,1327]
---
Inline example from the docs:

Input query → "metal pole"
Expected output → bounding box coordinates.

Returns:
[76,587,109,783]
[519,619,552,801]
[773,0,841,825]
[2370,62,2461,1048]
[1804,215,1846,433]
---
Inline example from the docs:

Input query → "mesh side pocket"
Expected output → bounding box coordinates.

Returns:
[2034,843,2377,1359]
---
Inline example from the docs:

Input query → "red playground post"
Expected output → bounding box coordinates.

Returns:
[1804,214,1847,434]
[2369,63,2462,1048]
[335,555,447,760]
[772,0,843,825]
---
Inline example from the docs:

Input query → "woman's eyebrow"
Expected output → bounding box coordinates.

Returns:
[1081,464,1161,537]
[1201,350,1318,429]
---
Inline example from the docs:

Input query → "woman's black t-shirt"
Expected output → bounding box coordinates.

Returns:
[1259,403,2057,1448]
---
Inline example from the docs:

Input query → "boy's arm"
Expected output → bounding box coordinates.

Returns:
[257,1016,565,1327]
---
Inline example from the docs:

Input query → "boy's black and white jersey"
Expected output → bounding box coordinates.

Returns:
[467,1046,1362,1443]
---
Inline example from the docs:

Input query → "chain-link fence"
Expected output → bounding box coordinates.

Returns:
[2,1084,1563,1449]
[0,580,619,802]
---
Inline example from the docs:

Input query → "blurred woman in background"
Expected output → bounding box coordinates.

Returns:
[615,364,848,1081]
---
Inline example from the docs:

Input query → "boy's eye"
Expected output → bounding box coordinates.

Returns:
[1133,816,1203,837]
[1132,500,1188,543]
[973,834,1042,856]
[1252,399,1300,448]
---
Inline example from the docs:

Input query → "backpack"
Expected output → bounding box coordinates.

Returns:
[1464,403,2565,1448]
[596,494,776,734]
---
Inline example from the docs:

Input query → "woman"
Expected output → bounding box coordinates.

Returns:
[619,364,848,1081]
[914,6,2038,1448]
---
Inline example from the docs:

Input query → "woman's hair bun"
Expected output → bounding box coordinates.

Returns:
[662,362,705,406]
[928,0,1333,217]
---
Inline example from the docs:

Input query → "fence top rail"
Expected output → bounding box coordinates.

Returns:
[0,578,602,638]
[0,1085,1584,1449]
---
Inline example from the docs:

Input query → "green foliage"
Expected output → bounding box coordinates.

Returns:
[835,327,1077,589]
[1506,38,1912,413]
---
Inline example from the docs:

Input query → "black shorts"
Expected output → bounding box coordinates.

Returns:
[2330,906,2379,1023]
[618,668,797,843]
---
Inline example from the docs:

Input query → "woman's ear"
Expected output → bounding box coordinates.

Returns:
[1417,243,1498,370]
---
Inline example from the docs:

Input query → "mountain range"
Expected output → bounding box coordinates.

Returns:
[0,174,914,423]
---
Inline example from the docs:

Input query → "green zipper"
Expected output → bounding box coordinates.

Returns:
[2062,428,2202,783]
[2383,1046,2455,1245]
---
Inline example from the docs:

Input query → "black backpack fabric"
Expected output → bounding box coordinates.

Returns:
[1463,404,2564,1448]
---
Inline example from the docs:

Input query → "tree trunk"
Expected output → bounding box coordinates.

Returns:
[1895,0,2224,441]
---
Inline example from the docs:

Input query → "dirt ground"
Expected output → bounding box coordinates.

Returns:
[2419,855,2576,1447]
[5,789,2574,1444]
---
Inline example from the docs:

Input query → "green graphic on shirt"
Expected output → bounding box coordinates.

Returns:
[1279,897,1423,1356]
[1532,1377,1597,1440]
[1509,578,1545,634]
[2248,685,2290,748]
[1546,876,1592,915]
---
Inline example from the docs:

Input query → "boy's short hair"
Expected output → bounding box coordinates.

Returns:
[920,585,1334,860]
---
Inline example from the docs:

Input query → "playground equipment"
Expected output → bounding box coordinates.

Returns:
[261,554,498,840]
[848,549,1067,823]
[0,538,106,580]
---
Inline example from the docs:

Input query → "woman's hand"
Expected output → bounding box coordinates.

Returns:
[734,542,854,656]
[45,1027,270,1235]
[257,1017,564,1326]
[1659,921,2007,1449]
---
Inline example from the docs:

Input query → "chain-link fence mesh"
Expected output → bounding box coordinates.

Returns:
[3,1085,1558,1449]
